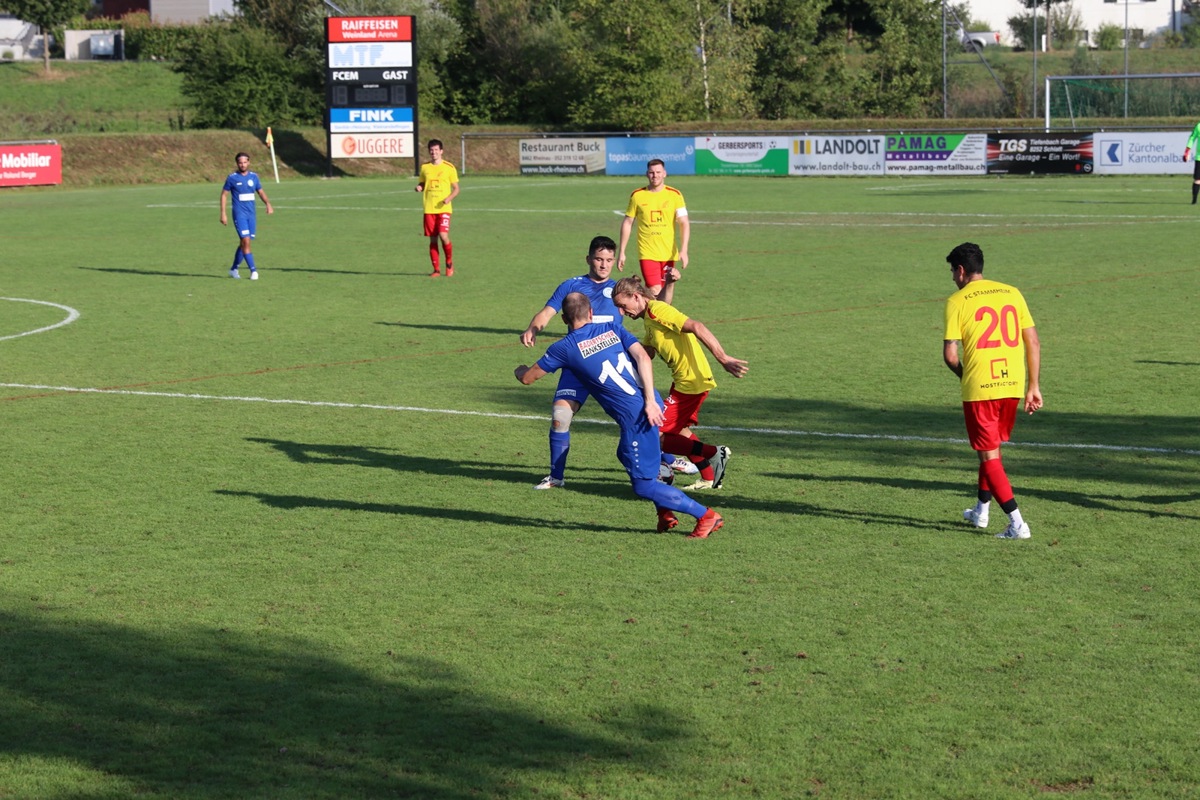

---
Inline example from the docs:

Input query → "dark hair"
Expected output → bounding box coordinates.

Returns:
[946,242,984,275]
[235,152,250,161]
[562,292,592,326]
[588,235,616,257]
[647,158,665,169]
[427,139,443,149]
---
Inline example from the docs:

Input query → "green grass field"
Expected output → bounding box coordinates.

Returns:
[1,173,1198,799]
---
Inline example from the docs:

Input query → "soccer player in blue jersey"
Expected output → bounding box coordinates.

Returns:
[516,292,724,538]
[219,152,273,280]
[521,236,689,490]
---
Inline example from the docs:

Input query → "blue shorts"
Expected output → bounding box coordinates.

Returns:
[616,415,662,481]
[553,370,591,407]
[233,216,256,239]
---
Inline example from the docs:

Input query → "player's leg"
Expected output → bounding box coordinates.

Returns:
[620,422,722,537]
[639,260,665,299]
[423,215,441,275]
[240,235,257,276]
[963,462,993,528]
[536,374,586,489]
[1192,161,1200,204]
[439,216,454,275]
[659,391,731,489]
[964,399,1028,538]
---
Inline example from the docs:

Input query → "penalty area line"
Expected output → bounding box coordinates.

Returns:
[1,382,1196,457]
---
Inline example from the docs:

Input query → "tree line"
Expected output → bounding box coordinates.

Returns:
[177,0,949,129]
[3,0,946,128]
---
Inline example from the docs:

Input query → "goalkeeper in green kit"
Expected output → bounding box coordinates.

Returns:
[1184,121,1200,204]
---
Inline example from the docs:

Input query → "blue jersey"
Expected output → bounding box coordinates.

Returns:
[544,276,622,326]
[537,322,652,430]
[223,171,263,221]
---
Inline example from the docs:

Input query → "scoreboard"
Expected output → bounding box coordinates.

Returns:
[324,16,417,172]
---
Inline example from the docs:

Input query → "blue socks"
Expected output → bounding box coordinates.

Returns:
[631,478,707,520]
[243,252,257,272]
[231,247,244,269]
[549,430,570,481]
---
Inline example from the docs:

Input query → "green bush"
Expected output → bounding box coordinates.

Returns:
[174,21,321,128]
[1095,23,1123,51]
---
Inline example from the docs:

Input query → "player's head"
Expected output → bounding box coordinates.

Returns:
[646,159,667,187]
[235,152,250,172]
[586,235,616,281]
[611,276,654,318]
[946,242,984,275]
[561,292,594,328]
[427,139,444,161]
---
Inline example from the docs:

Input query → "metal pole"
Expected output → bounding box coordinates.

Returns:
[1032,9,1038,118]
[942,0,948,118]
[1124,0,1130,117]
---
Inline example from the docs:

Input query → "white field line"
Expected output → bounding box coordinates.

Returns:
[0,298,81,342]
[2,382,1197,457]
[144,201,1190,227]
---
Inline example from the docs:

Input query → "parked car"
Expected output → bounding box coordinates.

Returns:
[960,30,1003,50]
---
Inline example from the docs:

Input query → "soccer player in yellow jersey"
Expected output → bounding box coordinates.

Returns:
[612,276,747,495]
[617,159,690,304]
[415,139,460,277]
[943,242,1042,540]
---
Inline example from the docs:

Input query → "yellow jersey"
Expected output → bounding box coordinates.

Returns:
[419,161,458,214]
[640,299,716,395]
[624,186,686,262]
[944,279,1035,402]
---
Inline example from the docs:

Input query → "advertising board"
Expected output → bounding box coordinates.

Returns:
[986,134,1093,175]
[885,133,986,175]
[790,136,885,175]
[605,138,695,176]
[1093,132,1190,175]
[519,138,606,174]
[1,142,62,187]
[695,137,788,175]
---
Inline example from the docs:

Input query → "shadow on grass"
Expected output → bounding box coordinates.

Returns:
[767,472,1200,522]
[261,127,344,178]
[0,606,682,797]
[245,438,618,486]
[377,321,538,336]
[77,266,223,279]
[217,489,623,533]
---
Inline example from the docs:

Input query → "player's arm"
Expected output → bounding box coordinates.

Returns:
[515,363,548,385]
[257,188,273,215]
[520,305,557,347]
[1022,326,1042,414]
[943,340,963,378]
[442,181,460,207]
[628,342,664,427]
[681,318,747,378]
[616,214,634,272]
[219,189,229,225]
[675,211,690,270]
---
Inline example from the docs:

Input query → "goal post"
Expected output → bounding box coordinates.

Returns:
[1045,73,1200,131]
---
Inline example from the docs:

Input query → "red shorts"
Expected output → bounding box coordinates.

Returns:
[962,398,1018,451]
[639,259,675,288]
[661,386,708,434]
[423,213,451,236]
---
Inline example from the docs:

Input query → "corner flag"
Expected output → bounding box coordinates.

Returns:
[265,126,280,184]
